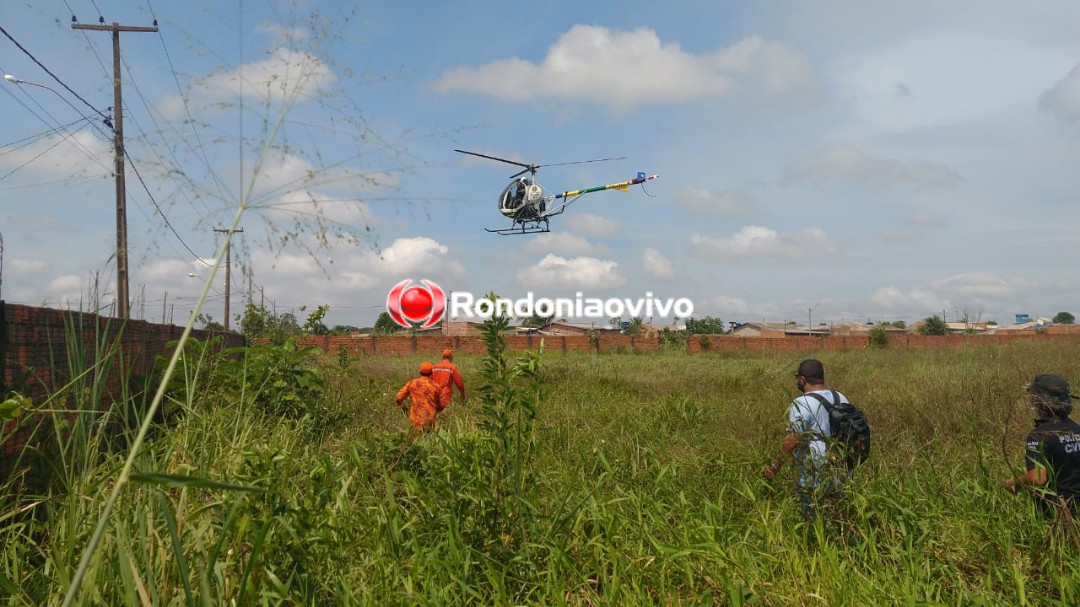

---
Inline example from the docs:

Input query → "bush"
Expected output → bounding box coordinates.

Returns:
[219,340,325,420]
[868,327,890,348]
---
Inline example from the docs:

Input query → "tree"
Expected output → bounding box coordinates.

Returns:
[301,304,331,335]
[625,316,646,337]
[868,326,890,348]
[919,315,947,335]
[684,316,725,334]
[195,313,223,331]
[522,312,554,328]
[373,311,404,334]
[239,303,302,344]
[1053,311,1075,325]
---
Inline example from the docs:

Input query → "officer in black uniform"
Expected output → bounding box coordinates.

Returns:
[1005,374,1080,517]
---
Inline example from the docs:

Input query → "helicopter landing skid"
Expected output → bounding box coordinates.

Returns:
[484,224,551,235]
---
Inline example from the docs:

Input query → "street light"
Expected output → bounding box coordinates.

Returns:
[3,74,99,126]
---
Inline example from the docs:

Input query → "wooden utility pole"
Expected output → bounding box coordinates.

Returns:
[72,20,158,319]
[214,228,243,331]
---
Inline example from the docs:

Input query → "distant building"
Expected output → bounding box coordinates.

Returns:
[444,320,487,336]
[993,316,1054,334]
[942,321,990,334]
[538,321,620,336]
[729,322,789,338]
[830,322,873,336]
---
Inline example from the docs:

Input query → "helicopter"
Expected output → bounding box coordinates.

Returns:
[455,149,659,235]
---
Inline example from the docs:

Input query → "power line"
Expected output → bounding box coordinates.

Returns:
[0,24,110,122]
[145,0,231,208]
[0,117,92,151]
[2,80,114,174]
[117,45,220,221]
[0,122,99,183]
[123,145,212,266]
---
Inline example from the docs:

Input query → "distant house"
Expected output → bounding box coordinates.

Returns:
[639,323,685,338]
[443,320,487,336]
[729,322,789,338]
[830,322,873,336]
[944,321,991,334]
[538,321,620,336]
[783,325,830,337]
[992,317,1054,334]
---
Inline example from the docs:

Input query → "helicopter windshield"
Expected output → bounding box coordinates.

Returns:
[499,180,528,217]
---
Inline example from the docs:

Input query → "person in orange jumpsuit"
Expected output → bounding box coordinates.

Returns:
[431,348,466,410]
[395,362,446,432]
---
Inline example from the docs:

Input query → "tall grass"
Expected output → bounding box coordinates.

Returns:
[3,336,1080,605]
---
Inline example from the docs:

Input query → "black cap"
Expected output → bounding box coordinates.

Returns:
[1028,374,1074,402]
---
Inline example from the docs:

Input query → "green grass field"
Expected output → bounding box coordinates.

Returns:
[3,329,1080,606]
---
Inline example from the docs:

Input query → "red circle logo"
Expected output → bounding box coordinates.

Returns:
[386,279,446,328]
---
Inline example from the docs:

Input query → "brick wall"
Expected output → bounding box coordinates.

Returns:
[278,330,1077,356]
[1,302,244,463]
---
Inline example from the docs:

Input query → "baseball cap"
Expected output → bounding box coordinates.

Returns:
[419,362,434,375]
[442,348,454,358]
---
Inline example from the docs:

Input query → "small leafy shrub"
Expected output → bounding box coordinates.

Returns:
[153,336,227,419]
[586,328,600,352]
[220,340,325,419]
[869,326,890,348]
[660,327,687,351]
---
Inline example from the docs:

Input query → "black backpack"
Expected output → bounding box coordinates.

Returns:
[805,390,871,468]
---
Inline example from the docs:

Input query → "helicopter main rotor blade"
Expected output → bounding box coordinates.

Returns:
[455,149,536,172]
[535,156,627,169]
[513,156,628,179]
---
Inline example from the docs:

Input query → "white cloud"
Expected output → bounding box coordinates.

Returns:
[672,187,757,218]
[252,236,464,293]
[784,143,961,190]
[869,272,1026,315]
[257,22,311,45]
[517,254,625,289]
[642,247,674,279]
[0,131,113,179]
[434,26,816,111]
[689,226,840,260]
[930,271,1015,298]
[9,259,48,276]
[869,286,942,310]
[159,48,336,118]
[140,259,203,283]
[259,188,379,228]
[709,295,750,316]
[908,211,946,227]
[1039,63,1080,122]
[44,274,84,305]
[566,213,622,237]
[521,232,606,256]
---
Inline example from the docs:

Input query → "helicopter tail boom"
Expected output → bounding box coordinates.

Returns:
[554,172,659,200]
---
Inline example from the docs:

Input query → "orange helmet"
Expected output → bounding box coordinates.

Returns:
[419,362,434,375]
[442,348,454,358]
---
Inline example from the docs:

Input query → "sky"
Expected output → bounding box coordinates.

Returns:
[2,0,1079,330]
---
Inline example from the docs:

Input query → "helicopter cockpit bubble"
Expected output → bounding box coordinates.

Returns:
[499,179,529,217]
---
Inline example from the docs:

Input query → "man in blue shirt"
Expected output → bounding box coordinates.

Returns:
[764,358,852,519]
